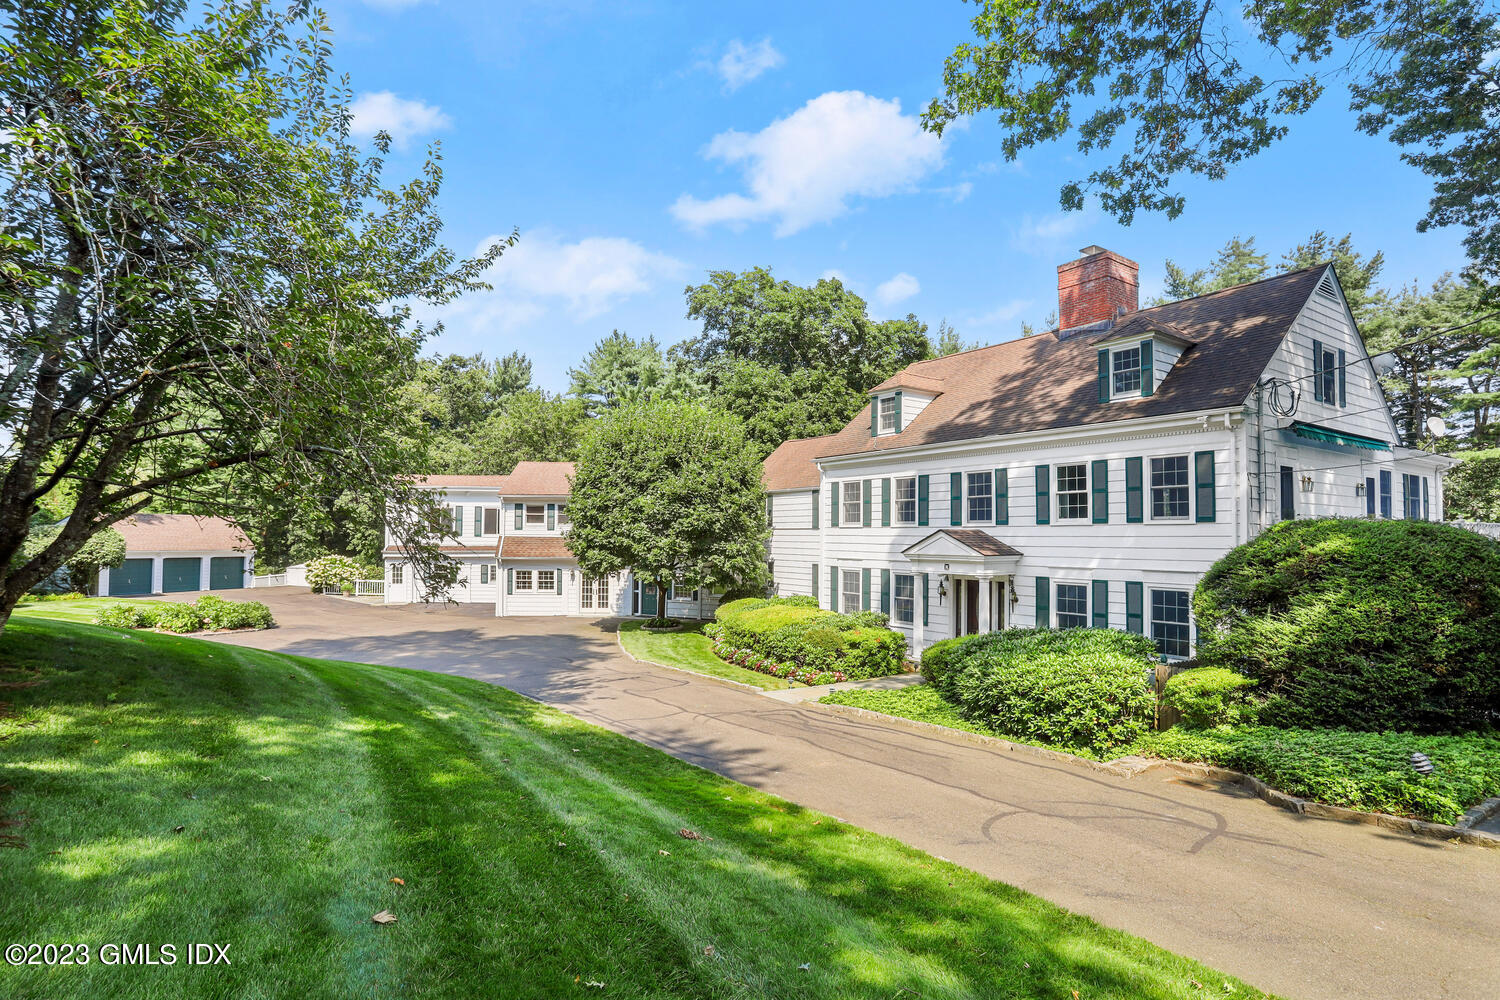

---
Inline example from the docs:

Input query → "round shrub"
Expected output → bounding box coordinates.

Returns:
[195,595,275,630]
[714,597,770,618]
[1161,667,1257,729]
[920,637,968,685]
[95,604,144,630]
[937,628,1157,757]
[305,553,362,593]
[153,603,205,633]
[1194,518,1500,732]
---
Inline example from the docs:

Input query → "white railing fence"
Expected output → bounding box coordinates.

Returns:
[354,579,385,597]
[251,572,287,588]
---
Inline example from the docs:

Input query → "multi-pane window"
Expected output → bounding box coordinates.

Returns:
[580,575,609,610]
[878,395,897,433]
[479,564,491,585]
[893,574,915,625]
[1321,349,1337,405]
[842,481,863,525]
[1056,464,1088,519]
[841,569,861,614]
[482,507,500,534]
[1112,347,1142,395]
[514,569,534,591]
[1150,456,1190,518]
[1151,589,1191,658]
[894,477,917,525]
[525,504,546,526]
[537,570,556,592]
[390,563,403,585]
[1056,584,1088,629]
[557,505,569,527]
[967,471,993,523]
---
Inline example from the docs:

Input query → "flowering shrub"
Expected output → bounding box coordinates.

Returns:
[711,640,847,686]
[305,553,362,593]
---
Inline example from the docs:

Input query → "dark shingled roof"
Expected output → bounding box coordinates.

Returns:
[923,529,1022,557]
[803,264,1327,462]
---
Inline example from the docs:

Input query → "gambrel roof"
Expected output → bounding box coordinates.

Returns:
[762,264,1328,485]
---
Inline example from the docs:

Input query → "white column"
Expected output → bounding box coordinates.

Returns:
[977,576,992,634]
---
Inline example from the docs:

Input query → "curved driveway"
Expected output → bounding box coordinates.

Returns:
[209,591,1500,1000]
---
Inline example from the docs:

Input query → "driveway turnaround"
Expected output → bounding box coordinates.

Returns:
[211,591,1500,1000]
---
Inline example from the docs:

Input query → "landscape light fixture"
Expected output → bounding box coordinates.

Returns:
[1410,751,1434,777]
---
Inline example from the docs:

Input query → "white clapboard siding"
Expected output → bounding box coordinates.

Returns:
[768,489,820,598]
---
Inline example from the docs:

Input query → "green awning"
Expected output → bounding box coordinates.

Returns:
[1288,421,1390,451]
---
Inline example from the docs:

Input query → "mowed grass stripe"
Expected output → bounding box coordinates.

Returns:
[1,618,1274,999]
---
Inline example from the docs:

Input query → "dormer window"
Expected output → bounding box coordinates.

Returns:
[1112,346,1142,395]
[869,391,905,436]
[878,395,897,433]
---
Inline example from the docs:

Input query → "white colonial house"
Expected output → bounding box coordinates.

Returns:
[383,461,723,619]
[762,246,1455,659]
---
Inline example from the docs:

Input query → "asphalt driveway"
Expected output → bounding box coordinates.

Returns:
[207,590,1500,1000]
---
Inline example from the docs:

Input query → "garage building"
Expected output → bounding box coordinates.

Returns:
[97,515,255,596]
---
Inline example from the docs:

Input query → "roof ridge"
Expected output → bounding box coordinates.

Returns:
[1128,261,1329,319]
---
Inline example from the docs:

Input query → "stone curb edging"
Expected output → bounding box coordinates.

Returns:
[612,631,771,695]
[814,701,1500,850]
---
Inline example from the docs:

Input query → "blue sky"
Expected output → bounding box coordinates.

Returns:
[325,0,1470,393]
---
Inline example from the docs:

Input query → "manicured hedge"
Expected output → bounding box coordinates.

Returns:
[921,628,1157,757]
[1134,726,1500,825]
[94,596,275,633]
[708,596,905,679]
[1194,518,1500,733]
[1161,667,1257,729]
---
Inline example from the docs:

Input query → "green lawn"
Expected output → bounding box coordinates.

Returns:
[823,685,1500,825]
[616,619,789,690]
[0,617,1271,999]
[12,596,166,625]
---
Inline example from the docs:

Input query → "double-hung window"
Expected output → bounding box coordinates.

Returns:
[1151,589,1191,658]
[514,570,534,591]
[1056,464,1088,519]
[482,507,500,534]
[1321,348,1337,406]
[1056,583,1087,629]
[967,471,993,523]
[841,481,863,526]
[893,574,915,625]
[537,570,555,592]
[1112,347,1142,395]
[878,396,897,433]
[1150,456,1190,518]
[894,477,917,525]
[840,569,862,614]
[525,504,546,527]
[557,505,569,527]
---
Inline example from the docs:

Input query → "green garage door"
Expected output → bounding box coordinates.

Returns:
[209,556,245,590]
[162,557,202,593]
[111,558,153,596]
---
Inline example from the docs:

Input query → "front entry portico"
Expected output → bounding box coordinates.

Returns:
[901,528,1023,653]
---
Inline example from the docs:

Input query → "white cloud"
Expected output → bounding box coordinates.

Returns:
[934,181,973,203]
[717,38,784,91]
[348,91,451,150]
[1010,210,1095,255]
[671,91,945,237]
[874,272,920,306]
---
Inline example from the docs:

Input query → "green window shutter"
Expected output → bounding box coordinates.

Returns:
[1097,348,1111,403]
[1091,459,1108,523]
[1337,348,1347,407]
[1092,580,1108,628]
[949,472,962,525]
[880,569,891,615]
[1312,339,1324,402]
[862,479,872,527]
[474,506,482,535]
[881,478,891,527]
[1125,582,1143,634]
[506,568,513,595]
[812,563,819,597]
[1140,339,1154,396]
[1422,476,1430,521]
[514,504,523,530]
[829,565,838,610]
[830,482,840,527]
[861,568,871,611]
[1125,457,1143,523]
[893,390,903,431]
[1035,576,1050,628]
[1034,465,1050,525]
[556,572,562,595]
[917,475,929,526]
[994,468,1009,525]
[869,399,878,437]
[547,503,556,531]
[921,573,929,626]
[812,490,819,529]
[1194,451,1217,522]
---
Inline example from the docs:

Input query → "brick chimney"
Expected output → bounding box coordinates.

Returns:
[1057,246,1139,332]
